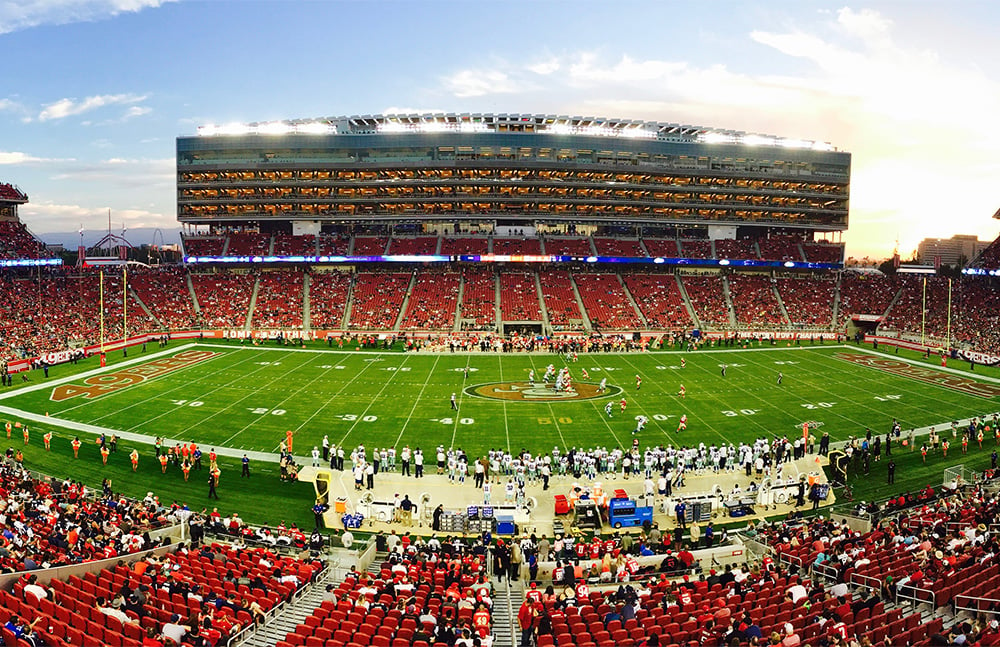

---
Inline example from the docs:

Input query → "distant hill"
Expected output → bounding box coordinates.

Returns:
[35,227,183,249]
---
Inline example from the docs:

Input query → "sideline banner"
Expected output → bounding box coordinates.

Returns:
[958,349,1000,366]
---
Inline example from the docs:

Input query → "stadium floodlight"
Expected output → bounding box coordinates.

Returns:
[811,141,835,152]
[258,122,293,136]
[298,122,335,135]
[699,131,738,145]
[779,138,812,149]
[459,122,487,133]
[377,122,409,134]
[619,127,656,140]
[419,121,448,133]
[218,123,252,136]
[546,123,573,136]
[197,124,218,137]
[742,134,773,147]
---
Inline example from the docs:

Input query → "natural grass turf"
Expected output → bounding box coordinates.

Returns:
[1,339,998,526]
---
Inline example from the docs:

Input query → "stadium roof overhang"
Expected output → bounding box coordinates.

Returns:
[193,113,838,152]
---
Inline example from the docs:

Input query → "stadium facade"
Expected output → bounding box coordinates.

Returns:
[177,113,850,240]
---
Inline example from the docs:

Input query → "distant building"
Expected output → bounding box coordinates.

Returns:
[917,235,991,267]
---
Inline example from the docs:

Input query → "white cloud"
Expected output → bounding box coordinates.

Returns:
[49,157,173,187]
[527,59,560,76]
[0,151,72,165]
[435,10,1000,258]
[0,0,174,35]
[123,105,152,119]
[443,69,521,98]
[38,93,147,121]
[380,106,449,116]
[19,201,175,234]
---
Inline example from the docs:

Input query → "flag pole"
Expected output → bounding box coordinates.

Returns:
[100,269,105,353]
[946,278,952,349]
[920,276,927,347]
[123,264,128,353]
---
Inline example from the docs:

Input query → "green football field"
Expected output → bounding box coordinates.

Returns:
[2,340,999,529]
[4,341,1000,457]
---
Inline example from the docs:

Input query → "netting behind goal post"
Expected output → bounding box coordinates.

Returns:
[943,464,970,490]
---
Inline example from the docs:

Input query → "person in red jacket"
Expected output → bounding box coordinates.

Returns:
[517,600,537,647]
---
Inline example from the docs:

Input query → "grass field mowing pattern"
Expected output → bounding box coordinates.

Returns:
[5,343,1000,459]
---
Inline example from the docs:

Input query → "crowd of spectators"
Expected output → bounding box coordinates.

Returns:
[348,272,412,329]
[728,275,787,329]
[541,271,584,331]
[440,237,489,256]
[251,270,304,329]
[681,275,731,327]
[400,271,460,330]
[190,272,256,329]
[460,268,497,330]
[500,272,543,322]
[0,221,52,260]
[389,237,439,256]
[572,273,642,331]
[622,274,693,329]
[309,271,353,329]
[280,536,493,647]
[543,237,592,257]
[776,277,837,327]
[130,266,198,331]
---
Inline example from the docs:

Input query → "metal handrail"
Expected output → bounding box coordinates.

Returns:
[953,593,1000,617]
[895,582,936,608]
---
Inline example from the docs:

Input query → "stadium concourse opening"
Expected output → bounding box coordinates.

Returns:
[2,113,1000,647]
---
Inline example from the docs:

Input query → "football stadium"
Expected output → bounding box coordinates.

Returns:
[1,113,1000,647]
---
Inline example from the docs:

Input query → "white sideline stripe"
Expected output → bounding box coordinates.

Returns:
[0,343,200,402]
[0,404,281,464]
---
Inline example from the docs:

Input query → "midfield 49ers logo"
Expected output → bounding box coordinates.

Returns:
[465,381,623,402]
[50,350,222,402]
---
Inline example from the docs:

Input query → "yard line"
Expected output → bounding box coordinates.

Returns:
[83,349,263,424]
[730,351,887,431]
[195,342,402,357]
[115,349,302,432]
[287,355,383,436]
[340,353,416,448]
[222,357,349,448]
[523,356,569,451]
[498,355,511,454]
[585,398,626,449]
[386,354,439,451]
[786,349,988,423]
[175,352,322,438]
[616,354,733,447]
[0,342,202,403]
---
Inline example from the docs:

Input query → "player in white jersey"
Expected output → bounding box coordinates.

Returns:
[599,378,607,392]
[605,401,613,417]
[528,369,535,386]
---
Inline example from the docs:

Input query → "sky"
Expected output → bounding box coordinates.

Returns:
[1,0,999,260]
